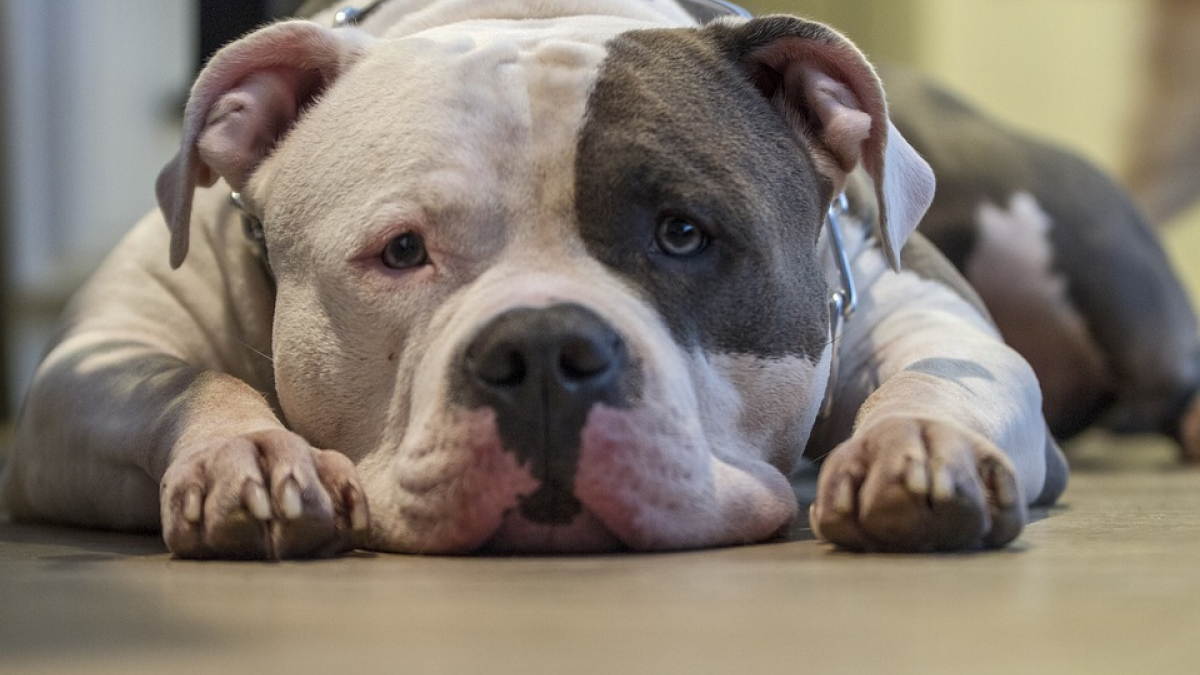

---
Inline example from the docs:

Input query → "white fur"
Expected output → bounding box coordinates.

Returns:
[829,208,1049,499]
[257,18,801,551]
[966,192,1111,422]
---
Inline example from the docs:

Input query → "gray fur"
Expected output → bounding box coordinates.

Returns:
[574,26,830,361]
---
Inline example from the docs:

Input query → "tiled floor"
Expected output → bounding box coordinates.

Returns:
[2,433,1197,675]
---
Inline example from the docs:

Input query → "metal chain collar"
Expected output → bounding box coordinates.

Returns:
[330,0,751,27]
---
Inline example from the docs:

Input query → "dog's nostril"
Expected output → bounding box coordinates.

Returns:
[464,304,626,396]
[473,347,527,388]
[559,336,614,381]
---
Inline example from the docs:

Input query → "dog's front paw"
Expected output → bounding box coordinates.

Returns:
[160,429,369,559]
[809,417,1026,552]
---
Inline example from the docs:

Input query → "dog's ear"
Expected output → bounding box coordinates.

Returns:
[712,16,934,270]
[156,21,370,268]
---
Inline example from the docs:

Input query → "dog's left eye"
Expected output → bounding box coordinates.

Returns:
[655,215,709,257]
[381,232,428,269]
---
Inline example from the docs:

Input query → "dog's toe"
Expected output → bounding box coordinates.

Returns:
[810,471,875,552]
[979,455,1024,547]
[159,430,367,559]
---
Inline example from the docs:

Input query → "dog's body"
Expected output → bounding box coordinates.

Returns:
[1,0,1070,557]
[881,67,1200,460]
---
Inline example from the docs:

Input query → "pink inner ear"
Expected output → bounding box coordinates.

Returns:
[793,65,872,173]
[156,20,371,269]
[196,70,305,191]
[739,23,933,271]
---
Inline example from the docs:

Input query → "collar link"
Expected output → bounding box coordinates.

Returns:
[821,192,856,419]
[330,0,751,28]
[332,0,389,27]
[230,192,272,279]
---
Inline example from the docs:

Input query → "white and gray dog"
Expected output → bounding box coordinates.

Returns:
[10,0,1191,559]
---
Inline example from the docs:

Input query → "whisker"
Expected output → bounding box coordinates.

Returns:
[236,339,274,364]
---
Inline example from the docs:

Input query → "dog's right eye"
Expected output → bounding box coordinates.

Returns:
[655,215,709,257]
[381,232,428,269]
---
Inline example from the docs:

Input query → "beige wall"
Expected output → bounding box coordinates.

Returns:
[914,0,1146,172]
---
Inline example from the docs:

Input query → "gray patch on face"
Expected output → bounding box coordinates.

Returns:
[572,26,831,360]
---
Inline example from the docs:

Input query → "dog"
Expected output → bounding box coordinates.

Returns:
[1,0,1067,558]
[880,66,1200,461]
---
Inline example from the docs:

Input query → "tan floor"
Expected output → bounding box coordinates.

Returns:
[1,434,1198,675]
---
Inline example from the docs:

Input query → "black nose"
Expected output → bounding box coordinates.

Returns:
[468,304,624,395]
[462,303,629,524]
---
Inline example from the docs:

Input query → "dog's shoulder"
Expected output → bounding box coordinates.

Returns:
[897,232,992,322]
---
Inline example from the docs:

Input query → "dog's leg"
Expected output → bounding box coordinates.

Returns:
[158,399,369,560]
[1,205,369,559]
[810,266,1050,552]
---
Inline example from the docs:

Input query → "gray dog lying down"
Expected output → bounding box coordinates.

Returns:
[1,0,1193,559]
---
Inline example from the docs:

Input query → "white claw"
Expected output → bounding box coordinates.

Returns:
[905,461,930,495]
[183,486,203,524]
[990,466,1018,507]
[808,503,825,541]
[932,466,956,501]
[281,478,303,520]
[833,479,855,515]
[245,481,272,521]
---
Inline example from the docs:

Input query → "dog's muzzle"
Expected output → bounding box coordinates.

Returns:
[460,303,632,525]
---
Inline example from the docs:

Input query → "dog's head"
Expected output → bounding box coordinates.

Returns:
[157,14,933,553]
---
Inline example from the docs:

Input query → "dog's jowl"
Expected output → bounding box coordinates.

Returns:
[2,0,1076,557]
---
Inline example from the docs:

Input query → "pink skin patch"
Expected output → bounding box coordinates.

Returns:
[575,405,798,551]
[381,407,540,553]
[382,401,800,553]
[575,405,708,549]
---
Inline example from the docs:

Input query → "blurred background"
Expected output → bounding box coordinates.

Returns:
[0,0,1197,435]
